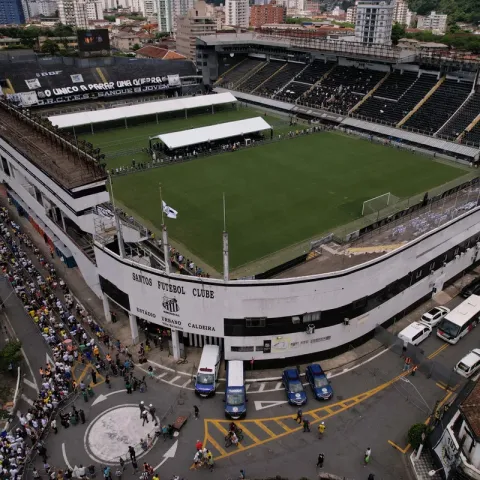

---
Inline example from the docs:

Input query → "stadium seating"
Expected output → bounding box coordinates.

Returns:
[403,79,472,135]
[355,72,438,125]
[217,55,246,76]
[255,62,306,98]
[438,90,480,141]
[295,60,335,84]
[275,82,311,102]
[237,61,285,93]
[464,122,480,146]
[217,58,264,88]
[299,66,385,114]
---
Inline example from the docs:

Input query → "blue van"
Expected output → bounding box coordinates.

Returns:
[224,360,247,419]
[194,345,221,397]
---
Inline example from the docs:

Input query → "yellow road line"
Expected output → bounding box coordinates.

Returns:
[388,440,411,454]
[274,420,292,432]
[428,343,449,359]
[254,421,276,438]
[206,433,227,457]
[212,420,245,450]
[239,423,261,443]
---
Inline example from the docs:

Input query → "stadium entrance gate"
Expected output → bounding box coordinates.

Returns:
[374,325,463,389]
[184,332,223,350]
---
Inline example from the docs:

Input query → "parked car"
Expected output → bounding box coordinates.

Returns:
[398,321,432,346]
[282,368,307,406]
[454,349,480,378]
[460,277,480,298]
[305,364,333,400]
[421,306,450,327]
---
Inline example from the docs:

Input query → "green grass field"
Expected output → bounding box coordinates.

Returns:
[83,107,288,170]
[109,131,467,273]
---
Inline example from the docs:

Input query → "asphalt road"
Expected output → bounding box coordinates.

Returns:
[4,262,480,480]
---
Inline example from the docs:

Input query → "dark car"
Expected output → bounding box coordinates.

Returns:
[305,364,333,400]
[282,368,307,406]
[461,278,480,298]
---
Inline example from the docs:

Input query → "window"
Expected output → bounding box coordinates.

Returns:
[303,311,321,323]
[231,346,254,352]
[245,317,266,327]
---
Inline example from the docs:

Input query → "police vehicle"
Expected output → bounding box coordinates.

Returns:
[282,368,307,406]
[305,364,333,400]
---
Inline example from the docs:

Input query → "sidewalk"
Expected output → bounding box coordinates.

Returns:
[5,197,478,383]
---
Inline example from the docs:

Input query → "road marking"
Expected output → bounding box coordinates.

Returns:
[258,383,266,392]
[21,394,33,406]
[245,384,251,391]
[153,440,178,470]
[91,389,127,406]
[62,443,72,470]
[157,372,168,379]
[427,343,449,359]
[182,379,191,387]
[204,371,410,462]
[388,440,411,454]
[254,400,289,411]
[23,378,37,390]
[170,375,181,384]
[275,382,282,390]
[255,421,276,438]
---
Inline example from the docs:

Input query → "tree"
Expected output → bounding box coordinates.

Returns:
[131,43,141,51]
[41,39,60,55]
[0,340,22,373]
[391,22,406,45]
[408,423,429,450]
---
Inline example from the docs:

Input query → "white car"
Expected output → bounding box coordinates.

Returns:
[398,321,433,346]
[421,306,450,327]
[454,349,480,378]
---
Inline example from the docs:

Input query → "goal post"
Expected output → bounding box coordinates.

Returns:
[362,192,399,216]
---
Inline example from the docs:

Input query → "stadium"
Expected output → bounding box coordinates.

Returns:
[0,35,480,367]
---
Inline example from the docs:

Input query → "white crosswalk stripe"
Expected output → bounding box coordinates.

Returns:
[21,394,34,406]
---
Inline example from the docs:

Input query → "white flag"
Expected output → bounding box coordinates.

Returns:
[162,200,178,219]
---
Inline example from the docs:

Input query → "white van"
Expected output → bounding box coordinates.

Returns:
[194,344,221,397]
[454,349,480,378]
[398,321,432,346]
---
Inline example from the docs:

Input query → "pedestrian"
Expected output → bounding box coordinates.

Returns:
[303,419,310,432]
[119,458,125,472]
[105,374,111,389]
[364,447,372,466]
[196,439,203,451]
[139,401,145,418]
[318,421,326,438]
[128,446,136,463]
[194,405,199,419]
[368,474,375,480]
[141,410,149,426]
[295,408,302,424]
[91,369,97,384]
[114,467,122,480]
[149,404,156,423]
[33,468,41,479]
[316,453,325,468]
[411,364,418,376]
[239,469,246,479]
[126,380,132,394]
[131,459,138,474]
[403,356,412,371]
[401,342,407,358]
[79,409,86,424]
[51,418,58,434]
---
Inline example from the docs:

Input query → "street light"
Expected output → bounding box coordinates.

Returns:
[399,377,431,412]
[428,467,443,477]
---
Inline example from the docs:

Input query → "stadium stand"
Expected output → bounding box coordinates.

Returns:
[464,121,480,146]
[403,79,472,135]
[217,57,264,88]
[255,62,306,98]
[295,60,335,85]
[299,66,385,114]
[355,72,438,126]
[275,82,311,102]
[237,60,285,93]
[438,90,480,141]
[217,55,246,76]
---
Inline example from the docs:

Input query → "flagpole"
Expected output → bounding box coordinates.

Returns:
[223,192,229,282]
[159,183,171,275]
[109,174,126,258]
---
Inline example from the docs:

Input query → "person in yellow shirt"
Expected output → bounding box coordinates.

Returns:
[318,421,326,439]
[93,345,100,358]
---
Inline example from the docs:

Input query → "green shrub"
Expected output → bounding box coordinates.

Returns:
[408,423,428,449]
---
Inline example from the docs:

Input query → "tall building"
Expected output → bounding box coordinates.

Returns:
[172,0,194,31]
[346,3,357,23]
[157,0,173,32]
[417,11,448,34]
[176,0,216,60]
[58,0,103,28]
[0,0,26,24]
[250,1,285,27]
[354,0,394,45]
[393,0,412,26]
[225,0,249,28]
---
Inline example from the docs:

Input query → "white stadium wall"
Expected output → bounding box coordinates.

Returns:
[94,205,480,362]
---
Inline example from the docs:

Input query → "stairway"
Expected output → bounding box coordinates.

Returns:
[214,58,247,86]
[457,113,480,142]
[235,61,269,90]
[251,63,286,94]
[298,64,336,102]
[397,76,445,127]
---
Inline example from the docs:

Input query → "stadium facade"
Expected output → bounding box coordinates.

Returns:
[1,44,480,367]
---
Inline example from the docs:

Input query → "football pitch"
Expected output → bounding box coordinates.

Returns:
[102,122,467,274]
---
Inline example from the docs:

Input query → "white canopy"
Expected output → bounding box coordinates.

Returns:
[154,117,272,150]
[48,93,238,129]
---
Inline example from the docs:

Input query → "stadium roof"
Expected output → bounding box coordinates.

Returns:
[153,117,272,149]
[48,93,238,129]
[342,118,480,159]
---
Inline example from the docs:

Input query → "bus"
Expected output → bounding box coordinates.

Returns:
[437,294,480,344]
[224,361,247,419]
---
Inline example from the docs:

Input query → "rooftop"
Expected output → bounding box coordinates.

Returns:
[0,101,106,190]
[460,380,480,440]
[136,45,186,60]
